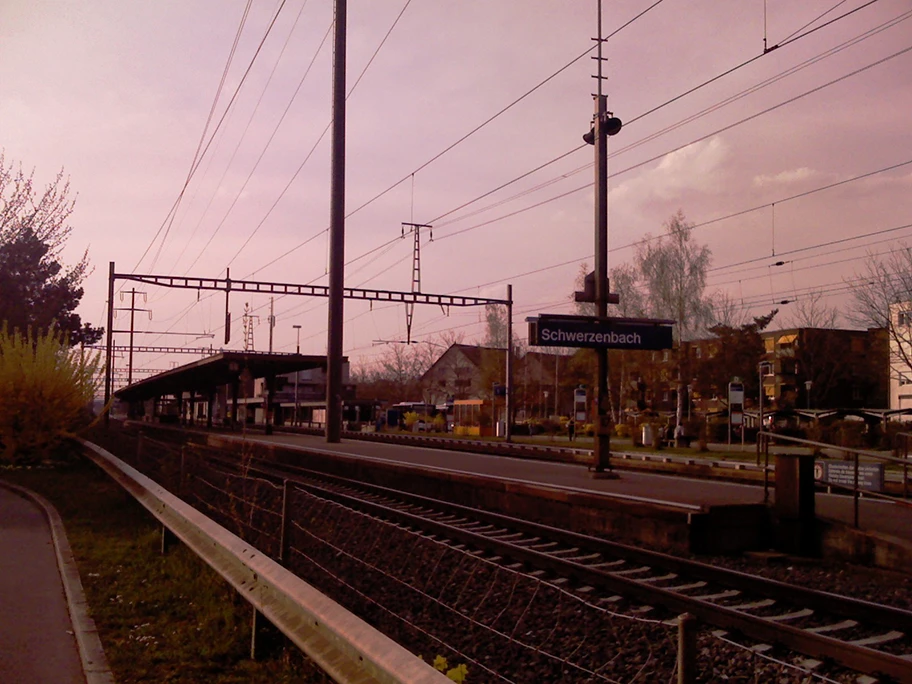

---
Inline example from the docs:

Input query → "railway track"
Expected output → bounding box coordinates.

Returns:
[205,451,912,683]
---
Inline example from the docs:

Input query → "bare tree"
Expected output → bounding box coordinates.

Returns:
[787,288,840,329]
[636,210,713,425]
[483,303,509,348]
[711,291,749,329]
[846,244,912,390]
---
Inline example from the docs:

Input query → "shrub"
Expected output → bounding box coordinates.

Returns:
[402,411,420,430]
[539,418,558,434]
[614,423,630,438]
[0,325,102,464]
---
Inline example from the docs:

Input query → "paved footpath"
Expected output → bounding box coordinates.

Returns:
[0,483,111,684]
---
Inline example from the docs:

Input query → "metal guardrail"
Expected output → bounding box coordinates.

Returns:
[757,431,912,528]
[79,439,449,684]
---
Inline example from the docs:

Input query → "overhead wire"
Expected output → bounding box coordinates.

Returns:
[384,7,911,251]
[219,0,416,274]
[240,0,899,287]
[167,0,316,277]
[126,2,903,367]
[133,0,416,355]
[428,45,912,248]
[143,0,290,273]
[194,21,334,273]
[129,0,253,274]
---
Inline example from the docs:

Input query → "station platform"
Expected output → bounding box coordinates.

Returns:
[245,431,912,568]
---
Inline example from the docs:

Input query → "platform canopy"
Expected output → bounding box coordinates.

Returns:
[113,351,335,403]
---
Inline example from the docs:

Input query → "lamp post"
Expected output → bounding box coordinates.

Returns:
[758,361,773,431]
[293,325,301,426]
[757,362,771,466]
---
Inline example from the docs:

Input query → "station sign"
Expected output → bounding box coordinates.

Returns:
[527,315,673,350]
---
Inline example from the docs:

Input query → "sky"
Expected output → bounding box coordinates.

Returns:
[2,0,911,382]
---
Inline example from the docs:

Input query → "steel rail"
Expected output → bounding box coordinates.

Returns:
[79,440,448,684]
[241,458,912,682]
[250,458,912,630]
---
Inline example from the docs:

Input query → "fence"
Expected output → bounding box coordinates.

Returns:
[757,430,912,527]
[84,426,856,683]
[81,434,449,684]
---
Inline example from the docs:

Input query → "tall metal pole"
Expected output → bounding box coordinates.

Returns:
[268,297,274,352]
[593,91,612,473]
[505,284,513,443]
[759,364,764,428]
[593,0,612,473]
[294,324,301,426]
[103,261,115,427]
[127,289,136,386]
[326,0,347,443]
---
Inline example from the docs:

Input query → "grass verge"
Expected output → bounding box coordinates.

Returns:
[0,456,327,683]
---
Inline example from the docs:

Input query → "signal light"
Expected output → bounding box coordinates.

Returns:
[583,116,623,144]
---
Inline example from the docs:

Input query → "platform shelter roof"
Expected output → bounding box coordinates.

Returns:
[113,351,334,402]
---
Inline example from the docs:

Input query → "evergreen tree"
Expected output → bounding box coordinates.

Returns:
[0,153,101,345]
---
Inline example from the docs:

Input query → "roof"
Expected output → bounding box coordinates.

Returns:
[114,351,337,402]
[419,343,506,380]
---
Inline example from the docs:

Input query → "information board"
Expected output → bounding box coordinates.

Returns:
[813,460,885,492]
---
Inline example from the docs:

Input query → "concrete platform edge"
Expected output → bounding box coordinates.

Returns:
[0,481,115,684]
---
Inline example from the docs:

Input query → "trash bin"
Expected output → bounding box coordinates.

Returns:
[642,424,654,447]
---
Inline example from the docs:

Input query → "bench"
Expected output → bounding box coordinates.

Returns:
[663,436,693,448]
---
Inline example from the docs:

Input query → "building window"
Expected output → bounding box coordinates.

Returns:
[763,337,775,353]
[662,391,670,402]
[663,350,671,362]
[695,346,702,359]
[899,311,912,327]
[900,374,912,386]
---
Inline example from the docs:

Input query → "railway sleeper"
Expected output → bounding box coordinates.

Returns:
[728,598,776,611]
[487,531,525,541]
[796,658,823,671]
[848,630,904,647]
[766,608,814,622]
[599,595,624,604]
[546,547,581,557]
[695,589,742,601]
[806,619,857,634]
[665,581,706,592]
[461,523,496,532]
[611,565,651,576]
[510,536,542,546]
[638,573,678,584]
